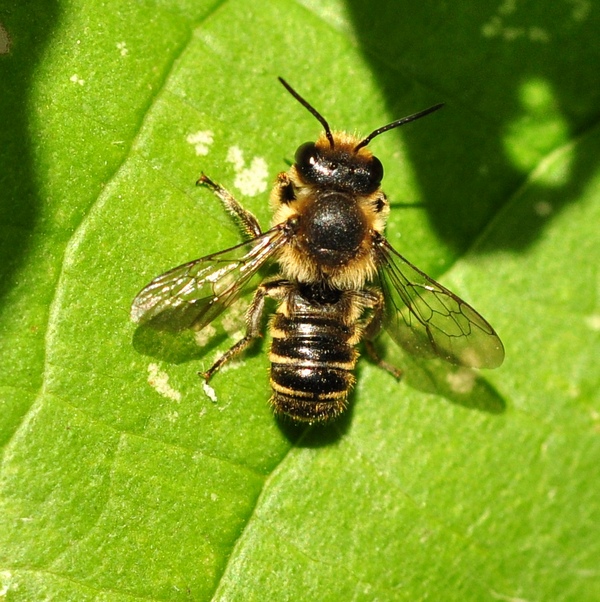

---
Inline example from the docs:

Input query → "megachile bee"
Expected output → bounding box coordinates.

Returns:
[131,77,504,423]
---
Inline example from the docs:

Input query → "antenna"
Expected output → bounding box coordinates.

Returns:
[354,103,444,152]
[278,77,335,149]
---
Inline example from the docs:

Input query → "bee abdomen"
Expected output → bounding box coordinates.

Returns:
[269,314,357,422]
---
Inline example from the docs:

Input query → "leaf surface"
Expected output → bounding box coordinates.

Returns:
[1,0,599,600]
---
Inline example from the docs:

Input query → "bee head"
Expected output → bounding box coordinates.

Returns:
[279,77,443,195]
[294,138,384,195]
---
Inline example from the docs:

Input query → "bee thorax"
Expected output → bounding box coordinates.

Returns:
[301,191,367,267]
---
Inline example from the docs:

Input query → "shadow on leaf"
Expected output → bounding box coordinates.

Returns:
[275,399,355,447]
[401,355,505,414]
[132,322,228,365]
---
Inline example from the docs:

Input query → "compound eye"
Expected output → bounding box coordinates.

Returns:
[369,156,384,187]
[295,142,319,176]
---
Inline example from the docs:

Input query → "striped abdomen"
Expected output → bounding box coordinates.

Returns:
[269,313,359,423]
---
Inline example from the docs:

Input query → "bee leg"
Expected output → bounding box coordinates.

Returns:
[201,280,289,381]
[271,171,297,204]
[364,340,403,380]
[361,289,403,380]
[202,337,253,382]
[196,173,262,238]
[201,285,268,381]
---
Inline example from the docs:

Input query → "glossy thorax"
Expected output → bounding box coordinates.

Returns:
[271,132,390,291]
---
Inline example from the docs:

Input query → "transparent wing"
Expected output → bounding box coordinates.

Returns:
[131,225,289,331]
[375,238,504,368]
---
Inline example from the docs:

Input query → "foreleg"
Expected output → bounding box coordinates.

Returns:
[197,173,262,238]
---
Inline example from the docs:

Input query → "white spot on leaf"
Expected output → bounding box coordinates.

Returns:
[70,74,85,86]
[226,145,269,196]
[202,381,218,403]
[226,145,244,170]
[187,130,214,156]
[194,324,217,347]
[585,314,600,331]
[0,21,11,54]
[147,363,182,402]
[0,571,15,596]
[446,368,476,394]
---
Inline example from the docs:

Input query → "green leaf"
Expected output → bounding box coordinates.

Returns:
[1,0,599,600]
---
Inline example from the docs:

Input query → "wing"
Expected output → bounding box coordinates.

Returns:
[131,225,290,331]
[375,238,504,369]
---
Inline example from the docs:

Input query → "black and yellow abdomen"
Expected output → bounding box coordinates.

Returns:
[269,313,358,422]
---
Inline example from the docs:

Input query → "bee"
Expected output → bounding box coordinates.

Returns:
[131,77,504,423]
